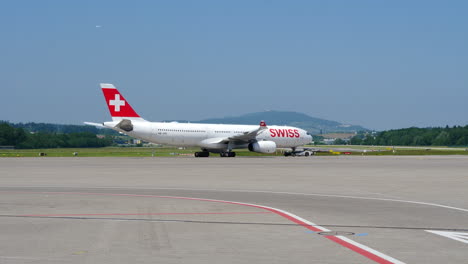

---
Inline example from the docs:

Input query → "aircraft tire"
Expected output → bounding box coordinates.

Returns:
[220,152,236,157]
[195,152,209,157]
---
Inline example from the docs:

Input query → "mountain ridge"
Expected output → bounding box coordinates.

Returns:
[4,111,367,135]
[192,111,367,134]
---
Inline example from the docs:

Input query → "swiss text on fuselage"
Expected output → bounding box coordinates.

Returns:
[269,128,300,138]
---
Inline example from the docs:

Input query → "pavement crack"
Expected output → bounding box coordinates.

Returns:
[1,214,467,232]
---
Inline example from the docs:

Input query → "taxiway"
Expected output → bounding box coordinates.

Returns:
[1,156,467,263]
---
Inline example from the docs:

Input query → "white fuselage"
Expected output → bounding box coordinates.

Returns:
[104,121,312,151]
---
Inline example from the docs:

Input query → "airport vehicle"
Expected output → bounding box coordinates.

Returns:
[283,149,316,157]
[86,83,312,157]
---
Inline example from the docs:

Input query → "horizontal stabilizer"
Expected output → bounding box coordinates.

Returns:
[84,122,105,128]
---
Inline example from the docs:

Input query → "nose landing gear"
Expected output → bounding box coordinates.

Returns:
[220,152,236,157]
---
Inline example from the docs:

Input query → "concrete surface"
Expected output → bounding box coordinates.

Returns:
[0,156,467,263]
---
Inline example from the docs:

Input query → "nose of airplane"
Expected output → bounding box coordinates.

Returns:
[304,130,312,143]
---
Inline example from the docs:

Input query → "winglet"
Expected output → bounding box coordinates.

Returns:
[260,120,267,127]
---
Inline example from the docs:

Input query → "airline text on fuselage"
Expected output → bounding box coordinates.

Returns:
[269,128,300,138]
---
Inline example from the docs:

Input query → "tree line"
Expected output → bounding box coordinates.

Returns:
[5,121,119,135]
[0,122,113,148]
[350,126,468,146]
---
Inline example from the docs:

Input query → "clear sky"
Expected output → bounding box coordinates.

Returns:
[1,0,467,130]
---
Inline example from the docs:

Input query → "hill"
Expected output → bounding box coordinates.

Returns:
[4,111,367,135]
[196,111,367,134]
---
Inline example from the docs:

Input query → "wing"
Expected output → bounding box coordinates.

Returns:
[220,120,268,144]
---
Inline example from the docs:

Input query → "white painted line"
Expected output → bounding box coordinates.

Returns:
[426,230,468,244]
[6,191,405,264]
[336,236,406,264]
[4,186,466,213]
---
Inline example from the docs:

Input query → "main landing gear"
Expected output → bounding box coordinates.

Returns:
[194,151,236,157]
[194,151,210,157]
[219,152,236,157]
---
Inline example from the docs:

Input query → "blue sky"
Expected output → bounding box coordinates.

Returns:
[1,0,467,130]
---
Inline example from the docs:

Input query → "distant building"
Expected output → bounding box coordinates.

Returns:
[0,146,14,149]
[321,133,356,144]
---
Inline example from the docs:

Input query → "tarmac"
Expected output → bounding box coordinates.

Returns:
[1,156,467,264]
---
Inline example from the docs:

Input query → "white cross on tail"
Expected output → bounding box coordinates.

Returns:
[109,94,125,112]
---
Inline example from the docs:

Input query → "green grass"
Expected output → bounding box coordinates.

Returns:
[306,144,468,150]
[0,147,281,157]
[314,150,468,156]
[357,149,468,156]
[306,145,390,150]
[304,144,468,156]
[1,145,467,157]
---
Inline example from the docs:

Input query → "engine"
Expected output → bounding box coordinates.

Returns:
[248,141,277,153]
[116,119,133,132]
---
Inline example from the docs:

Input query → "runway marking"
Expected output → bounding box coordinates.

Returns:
[72,250,88,255]
[4,191,405,264]
[149,188,468,213]
[356,233,369,236]
[20,212,272,217]
[426,230,468,244]
[4,186,467,213]
[0,256,56,260]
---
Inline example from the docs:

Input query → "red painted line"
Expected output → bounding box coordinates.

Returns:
[326,236,396,264]
[20,212,272,217]
[242,205,400,263]
[4,191,404,264]
[261,207,324,232]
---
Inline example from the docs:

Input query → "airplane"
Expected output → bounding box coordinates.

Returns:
[85,83,312,157]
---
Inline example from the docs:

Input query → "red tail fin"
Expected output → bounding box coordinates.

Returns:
[101,83,142,121]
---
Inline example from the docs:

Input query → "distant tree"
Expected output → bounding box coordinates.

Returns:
[433,131,450,146]
[350,136,363,145]
[334,138,346,145]
[356,126,468,147]
[362,135,376,145]
[0,123,27,146]
[312,135,324,145]
[412,136,427,146]
[7,122,119,136]
[16,131,113,149]
[456,136,468,146]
